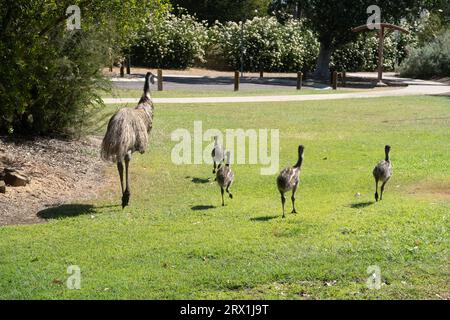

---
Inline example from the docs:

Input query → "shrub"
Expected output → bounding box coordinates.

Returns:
[132,13,209,69]
[0,6,111,136]
[399,29,450,78]
[331,26,416,72]
[209,17,319,72]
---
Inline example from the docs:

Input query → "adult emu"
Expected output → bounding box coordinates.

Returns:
[101,72,156,208]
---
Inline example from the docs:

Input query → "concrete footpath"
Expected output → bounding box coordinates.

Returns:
[103,77,450,105]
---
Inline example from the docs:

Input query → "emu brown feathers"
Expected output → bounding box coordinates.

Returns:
[101,72,156,208]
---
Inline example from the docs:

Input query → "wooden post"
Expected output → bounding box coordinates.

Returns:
[332,71,338,90]
[109,48,113,72]
[352,23,409,87]
[157,69,163,91]
[234,71,240,91]
[120,62,125,78]
[378,26,384,84]
[126,55,131,75]
[342,71,347,87]
[259,71,264,78]
[297,71,303,90]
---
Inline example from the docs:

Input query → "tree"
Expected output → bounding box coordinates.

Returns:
[0,0,169,135]
[170,0,271,24]
[269,0,302,22]
[287,0,428,79]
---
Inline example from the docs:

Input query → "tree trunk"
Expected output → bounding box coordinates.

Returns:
[312,43,332,80]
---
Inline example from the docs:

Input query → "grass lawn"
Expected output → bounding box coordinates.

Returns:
[0,96,449,299]
[99,87,363,99]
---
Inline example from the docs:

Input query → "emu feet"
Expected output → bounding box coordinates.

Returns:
[229,193,233,199]
[375,192,379,202]
[291,209,297,214]
[122,191,130,209]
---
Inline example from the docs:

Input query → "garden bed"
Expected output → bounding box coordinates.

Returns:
[0,136,108,226]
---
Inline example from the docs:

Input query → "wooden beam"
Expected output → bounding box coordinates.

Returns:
[352,23,409,34]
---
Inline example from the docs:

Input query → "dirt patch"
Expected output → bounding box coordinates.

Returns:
[0,136,110,226]
[408,180,450,201]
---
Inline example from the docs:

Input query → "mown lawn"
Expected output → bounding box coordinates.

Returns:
[99,87,363,99]
[0,96,449,299]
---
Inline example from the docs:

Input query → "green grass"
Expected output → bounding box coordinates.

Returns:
[1,96,449,299]
[99,87,361,99]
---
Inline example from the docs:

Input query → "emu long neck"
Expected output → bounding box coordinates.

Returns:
[294,152,304,169]
[385,150,390,162]
[143,76,152,101]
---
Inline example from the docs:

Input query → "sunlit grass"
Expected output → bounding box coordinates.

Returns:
[0,96,449,299]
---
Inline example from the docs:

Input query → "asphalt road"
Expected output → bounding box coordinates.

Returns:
[112,75,332,91]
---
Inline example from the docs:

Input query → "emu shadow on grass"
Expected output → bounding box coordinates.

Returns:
[191,205,216,211]
[38,204,95,220]
[185,176,211,184]
[350,201,375,209]
[250,215,279,222]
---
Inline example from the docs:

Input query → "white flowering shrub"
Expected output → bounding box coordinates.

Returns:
[209,17,319,72]
[132,13,208,69]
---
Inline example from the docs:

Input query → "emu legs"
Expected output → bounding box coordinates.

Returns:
[380,177,390,201]
[226,182,233,199]
[121,154,131,208]
[117,161,124,195]
[220,187,225,206]
[374,180,379,202]
[280,192,286,218]
[291,182,298,214]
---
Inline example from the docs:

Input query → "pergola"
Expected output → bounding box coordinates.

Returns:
[352,23,409,86]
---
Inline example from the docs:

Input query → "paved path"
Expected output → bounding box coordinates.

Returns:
[104,77,450,105]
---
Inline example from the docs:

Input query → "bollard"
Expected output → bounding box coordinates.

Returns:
[126,56,131,75]
[120,63,125,78]
[332,71,338,90]
[157,69,163,91]
[297,71,303,90]
[234,71,240,91]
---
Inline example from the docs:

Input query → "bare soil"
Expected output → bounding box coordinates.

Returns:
[0,136,109,226]
[408,180,450,201]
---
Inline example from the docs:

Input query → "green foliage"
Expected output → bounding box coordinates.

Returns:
[170,0,271,24]
[399,29,450,78]
[132,13,209,69]
[290,0,427,76]
[0,0,168,136]
[331,23,417,72]
[209,16,319,72]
